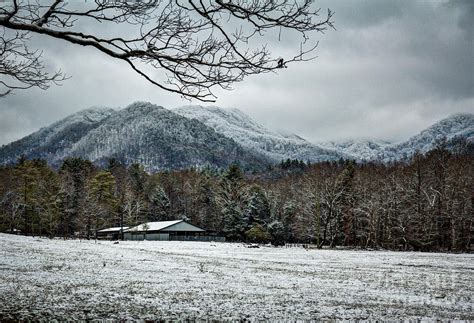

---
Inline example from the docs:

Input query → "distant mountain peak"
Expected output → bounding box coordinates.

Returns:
[176,105,271,135]
[322,113,473,161]
[415,113,474,139]
[49,106,115,128]
[122,101,165,112]
[174,105,345,162]
[0,102,268,171]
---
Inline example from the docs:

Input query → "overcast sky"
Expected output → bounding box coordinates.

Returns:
[0,0,473,146]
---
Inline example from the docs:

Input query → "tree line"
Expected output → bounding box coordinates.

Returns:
[0,142,472,251]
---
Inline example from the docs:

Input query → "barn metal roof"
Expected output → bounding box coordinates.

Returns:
[126,220,205,232]
[97,226,129,233]
[127,220,182,232]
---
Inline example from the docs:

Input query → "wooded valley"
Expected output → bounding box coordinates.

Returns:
[0,141,472,252]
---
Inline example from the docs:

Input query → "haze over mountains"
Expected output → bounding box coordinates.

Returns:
[320,113,474,162]
[0,102,472,171]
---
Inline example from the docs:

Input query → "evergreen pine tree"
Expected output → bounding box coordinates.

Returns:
[87,171,117,239]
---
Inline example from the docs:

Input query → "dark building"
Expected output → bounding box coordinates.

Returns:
[96,226,129,240]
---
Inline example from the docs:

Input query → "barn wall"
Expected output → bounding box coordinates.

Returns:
[161,221,205,232]
[169,236,226,242]
[123,232,170,241]
[146,233,170,241]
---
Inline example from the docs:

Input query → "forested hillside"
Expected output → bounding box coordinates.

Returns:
[174,105,345,162]
[0,141,472,251]
[2,103,471,171]
[0,102,269,171]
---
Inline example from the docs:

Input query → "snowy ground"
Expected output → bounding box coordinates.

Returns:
[0,233,472,320]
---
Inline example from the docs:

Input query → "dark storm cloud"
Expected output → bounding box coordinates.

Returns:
[449,0,474,39]
[0,0,472,145]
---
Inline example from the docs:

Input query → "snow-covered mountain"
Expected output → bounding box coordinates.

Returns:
[0,102,268,171]
[319,140,390,162]
[175,106,472,163]
[0,107,116,165]
[174,105,345,162]
[321,113,474,162]
[1,102,471,170]
[380,113,474,161]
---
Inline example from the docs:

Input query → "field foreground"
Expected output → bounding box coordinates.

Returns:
[0,233,473,320]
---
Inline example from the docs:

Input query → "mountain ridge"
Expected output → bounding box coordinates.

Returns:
[174,105,345,162]
[0,102,269,171]
[1,103,472,170]
[174,105,473,163]
[0,107,116,165]
[320,113,474,161]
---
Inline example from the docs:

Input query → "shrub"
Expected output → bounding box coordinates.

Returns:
[245,224,271,244]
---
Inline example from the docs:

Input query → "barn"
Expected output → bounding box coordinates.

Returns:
[123,220,224,242]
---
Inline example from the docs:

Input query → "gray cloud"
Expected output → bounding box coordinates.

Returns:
[1,0,472,146]
[448,0,474,39]
[324,0,404,28]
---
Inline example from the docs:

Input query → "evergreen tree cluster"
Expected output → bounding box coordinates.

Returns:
[0,145,472,251]
[279,159,309,171]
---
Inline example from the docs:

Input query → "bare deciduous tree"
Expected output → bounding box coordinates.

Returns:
[0,0,334,101]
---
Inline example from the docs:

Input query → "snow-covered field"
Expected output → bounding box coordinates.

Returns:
[0,233,472,320]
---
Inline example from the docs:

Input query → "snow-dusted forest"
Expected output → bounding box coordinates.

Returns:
[0,141,472,251]
[0,233,472,320]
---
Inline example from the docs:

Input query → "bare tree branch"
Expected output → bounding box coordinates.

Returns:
[0,0,334,101]
[0,29,67,96]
